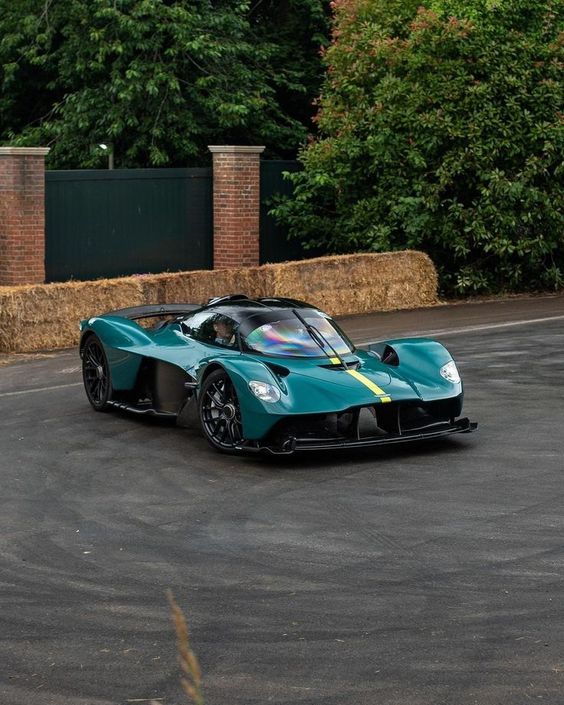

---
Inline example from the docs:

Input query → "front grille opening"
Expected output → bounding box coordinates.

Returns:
[374,403,400,435]
[399,398,461,432]
[264,396,463,450]
[400,406,448,432]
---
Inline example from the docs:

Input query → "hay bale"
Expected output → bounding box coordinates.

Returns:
[268,251,438,317]
[0,278,143,353]
[0,251,438,354]
[140,266,269,305]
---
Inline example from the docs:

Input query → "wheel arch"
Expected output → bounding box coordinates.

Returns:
[198,365,245,454]
[81,332,113,411]
[199,361,227,386]
[79,330,98,357]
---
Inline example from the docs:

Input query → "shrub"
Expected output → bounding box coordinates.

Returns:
[273,0,564,294]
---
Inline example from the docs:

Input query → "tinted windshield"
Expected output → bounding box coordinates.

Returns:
[243,316,352,358]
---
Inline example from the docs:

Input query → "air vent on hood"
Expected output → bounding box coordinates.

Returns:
[265,362,290,377]
[382,345,399,366]
[319,359,360,370]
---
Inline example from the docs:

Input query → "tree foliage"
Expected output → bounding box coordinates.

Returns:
[0,0,328,167]
[274,0,564,293]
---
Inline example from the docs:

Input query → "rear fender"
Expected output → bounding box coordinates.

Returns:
[80,315,154,349]
[80,316,152,390]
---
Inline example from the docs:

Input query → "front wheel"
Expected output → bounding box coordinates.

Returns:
[199,369,244,453]
[82,335,113,411]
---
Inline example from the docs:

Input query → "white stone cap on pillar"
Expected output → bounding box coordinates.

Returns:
[208,145,265,154]
[0,147,50,156]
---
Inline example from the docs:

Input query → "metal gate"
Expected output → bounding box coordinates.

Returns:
[45,168,212,282]
[260,160,318,264]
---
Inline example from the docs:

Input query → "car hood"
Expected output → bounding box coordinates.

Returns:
[250,352,458,414]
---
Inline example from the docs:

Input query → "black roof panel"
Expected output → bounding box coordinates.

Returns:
[186,295,322,324]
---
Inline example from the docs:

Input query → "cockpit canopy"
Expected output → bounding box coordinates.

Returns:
[181,304,354,358]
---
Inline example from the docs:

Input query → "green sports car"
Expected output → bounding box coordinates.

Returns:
[79,294,476,454]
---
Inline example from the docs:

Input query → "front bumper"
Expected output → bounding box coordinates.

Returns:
[238,417,476,454]
[236,398,476,454]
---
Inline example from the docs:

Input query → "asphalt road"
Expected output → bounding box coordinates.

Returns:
[1,294,564,705]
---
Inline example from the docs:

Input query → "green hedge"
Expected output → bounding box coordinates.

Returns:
[273,0,563,294]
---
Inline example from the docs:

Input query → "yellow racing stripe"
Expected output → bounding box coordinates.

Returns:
[346,368,392,403]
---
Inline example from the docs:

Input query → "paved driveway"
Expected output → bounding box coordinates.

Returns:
[1,295,563,705]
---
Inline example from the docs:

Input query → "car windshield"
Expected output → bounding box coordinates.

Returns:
[243,316,353,358]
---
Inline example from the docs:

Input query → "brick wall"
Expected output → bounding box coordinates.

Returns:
[0,145,265,285]
[209,145,264,268]
[0,147,49,285]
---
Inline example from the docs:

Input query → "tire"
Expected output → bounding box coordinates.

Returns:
[199,369,244,453]
[82,335,113,411]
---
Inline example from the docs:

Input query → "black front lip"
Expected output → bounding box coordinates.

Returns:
[237,417,477,455]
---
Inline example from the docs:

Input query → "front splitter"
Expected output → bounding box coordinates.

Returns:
[237,417,477,455]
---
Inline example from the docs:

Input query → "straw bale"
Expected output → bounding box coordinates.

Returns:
[0,251,437,354]
[268,251,438,317]
[0,278,142,353]
[140,266,269,305]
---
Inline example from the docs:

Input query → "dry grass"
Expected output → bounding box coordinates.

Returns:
[0,351,57,366]
[165,590,205,705]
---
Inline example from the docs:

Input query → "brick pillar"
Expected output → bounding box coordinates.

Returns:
[0,147,50,285]
[208,145,265,269]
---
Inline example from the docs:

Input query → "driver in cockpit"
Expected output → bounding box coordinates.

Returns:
[212,316,236,347]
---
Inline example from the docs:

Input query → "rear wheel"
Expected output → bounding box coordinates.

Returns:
[199,369,243,453]
[82,336,113,411]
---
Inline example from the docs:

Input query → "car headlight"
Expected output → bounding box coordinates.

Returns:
[249,380,281,403]
[440,360,461,384]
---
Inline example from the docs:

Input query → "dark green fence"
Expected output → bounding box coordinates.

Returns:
[260,160,317,264]
[45,168,212,282]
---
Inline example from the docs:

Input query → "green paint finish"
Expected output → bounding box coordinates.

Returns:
[80,315,463,441]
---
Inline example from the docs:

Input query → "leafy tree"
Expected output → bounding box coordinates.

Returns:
[274,0,564,293]
[0,0,328,167]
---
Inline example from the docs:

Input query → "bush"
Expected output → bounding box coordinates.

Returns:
[273,0,564,294]
[0,0,329,167]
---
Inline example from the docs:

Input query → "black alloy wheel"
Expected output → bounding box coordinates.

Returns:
[82,336,113,411]
[199,369,244,453]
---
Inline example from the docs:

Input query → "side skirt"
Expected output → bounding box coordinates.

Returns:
[106,400,177,420]
[106,395,201,430]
